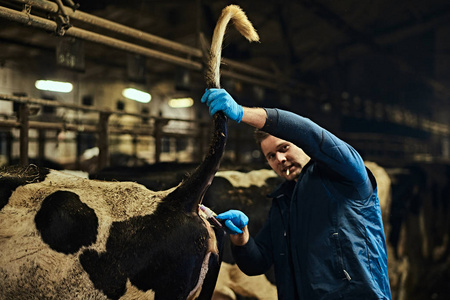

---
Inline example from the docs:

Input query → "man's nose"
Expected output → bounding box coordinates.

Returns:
[276,152,286,163]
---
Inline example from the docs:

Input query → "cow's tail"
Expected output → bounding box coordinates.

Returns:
[193,7,259,300]
[206,4,259,89]
[167,5,259,214]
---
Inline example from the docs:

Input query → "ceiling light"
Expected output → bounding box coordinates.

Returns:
[168,97,194,108]
[35,80,73,93]
[122,88,151,103]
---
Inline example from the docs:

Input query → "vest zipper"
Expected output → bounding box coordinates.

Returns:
[343,269,352,281]
[332,232,351,281]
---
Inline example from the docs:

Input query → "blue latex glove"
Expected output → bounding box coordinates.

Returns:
[216,210,249,234]
[200,88,244,123]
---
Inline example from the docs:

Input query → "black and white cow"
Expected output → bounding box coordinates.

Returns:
[0,100,228,300]
[0,112,226,299]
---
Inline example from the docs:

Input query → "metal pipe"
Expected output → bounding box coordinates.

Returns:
[7,0,283,86]
[221,69,278,89]
[37,128,45,167]
[0,120,19,128]
[222,58,277,80]
[0,119,202,137]
[0,119,96,132]
[221,69,306,97]
[98,112,110,169]
[11,0,203,58]
[0,5,202,70]
[29,121,97,132]
[18,104,29,166]
[1,94,208,127]
[0,93,109,113]
[0,93,146,119]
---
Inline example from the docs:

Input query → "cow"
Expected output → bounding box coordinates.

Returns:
[203,169,280,300]
[0,4,259,300]
[0,164,222,299]
[385,162,450,300]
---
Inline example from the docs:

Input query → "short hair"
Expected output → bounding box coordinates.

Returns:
[254,129,270,147]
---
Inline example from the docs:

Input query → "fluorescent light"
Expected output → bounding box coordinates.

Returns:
[35,80,73,93]
[168,97,194,108]
[122,88,151,103]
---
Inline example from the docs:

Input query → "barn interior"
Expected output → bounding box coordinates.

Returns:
[0,0,449,299]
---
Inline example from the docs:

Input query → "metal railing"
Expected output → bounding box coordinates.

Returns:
[0,93,211,169]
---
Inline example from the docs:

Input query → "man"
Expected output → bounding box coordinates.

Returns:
[201,88,392,299]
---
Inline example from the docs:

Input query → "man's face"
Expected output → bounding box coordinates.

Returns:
[260,135,311,181]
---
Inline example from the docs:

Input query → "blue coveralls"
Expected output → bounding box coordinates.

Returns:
[232,108,392,299]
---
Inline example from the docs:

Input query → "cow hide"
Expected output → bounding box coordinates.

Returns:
[0,165,216,299]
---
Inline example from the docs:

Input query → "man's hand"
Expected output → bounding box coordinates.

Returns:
[216,209,248,233]
[216,210,250,246]
[201,88,244,123]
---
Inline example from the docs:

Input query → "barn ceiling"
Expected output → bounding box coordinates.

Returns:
[0,0,449,123]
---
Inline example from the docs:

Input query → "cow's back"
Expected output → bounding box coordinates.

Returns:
[0,165,167,299]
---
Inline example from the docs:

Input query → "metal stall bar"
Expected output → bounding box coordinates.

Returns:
[98,112,110,170]
[1,93,138,117]
[18,0,282,81]
[0,94,207,167]
[222,58,278,81]
[221,70,278,90]
[0,93,207,124]
[0,94,211,125]
[0,118,161,134]
[3,1,285,88]
[11,0,203,58]
[0,5,203,70]
[18,104,29,166]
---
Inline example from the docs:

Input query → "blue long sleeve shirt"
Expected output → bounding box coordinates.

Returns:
[232,108,392,299]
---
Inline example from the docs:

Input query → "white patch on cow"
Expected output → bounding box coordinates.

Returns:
[0,169,171,299]
[60,169,90,178]
[215,169,278,188]
[188,252,212,300]
[199,210,220,257]
[364,161,392,216]
[213,262,277,300]
[120,280,156,299]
